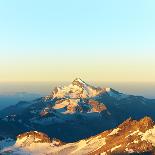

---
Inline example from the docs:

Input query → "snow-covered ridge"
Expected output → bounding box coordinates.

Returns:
[48,78,104,99]
[45,78,127,100]
[1,117,155,155]
[105,87,128,100]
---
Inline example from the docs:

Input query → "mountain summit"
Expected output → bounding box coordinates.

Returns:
[71,78,88,87]
[47,78,104,99]
[45,78,128,100]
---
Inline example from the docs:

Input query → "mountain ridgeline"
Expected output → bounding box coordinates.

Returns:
[1,117,155,154]
[0,78,155,143]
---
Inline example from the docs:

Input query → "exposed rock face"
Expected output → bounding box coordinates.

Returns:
[16,131,64,147]
[91,116,155,154]
[88,99,107,112]
[72,78,87,88]
[40,98,108,115]
[1,117,155,155]
[17,131,52,144]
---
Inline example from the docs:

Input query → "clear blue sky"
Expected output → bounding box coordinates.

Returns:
[0,0,155,82]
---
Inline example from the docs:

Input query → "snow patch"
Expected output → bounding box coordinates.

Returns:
[111,144,121,152]
[141,125,155,146]
[108,128,120,136]
[100,152,107,155]
[125,148,134,153]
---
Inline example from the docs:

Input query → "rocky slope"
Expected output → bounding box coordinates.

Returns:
[1,117,155,155]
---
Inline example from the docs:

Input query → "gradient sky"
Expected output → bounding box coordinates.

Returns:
[0,0,155,82]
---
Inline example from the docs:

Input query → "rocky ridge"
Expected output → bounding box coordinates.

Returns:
[1,117,155,155]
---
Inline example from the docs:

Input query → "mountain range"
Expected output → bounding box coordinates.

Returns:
[0,78,155,154]
[0,92,41,110]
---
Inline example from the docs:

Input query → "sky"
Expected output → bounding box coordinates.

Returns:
[0,0,155,82]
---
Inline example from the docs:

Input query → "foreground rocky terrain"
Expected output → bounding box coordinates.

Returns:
[0,117,155,155]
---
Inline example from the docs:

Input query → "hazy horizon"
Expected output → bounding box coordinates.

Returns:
[0,81,155,99]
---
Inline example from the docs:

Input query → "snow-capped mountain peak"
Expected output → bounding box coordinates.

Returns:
[105,87,128,100]
[47,78,103,99]
[72,78,88,88]
[105,87,111,92]
[44,78,129,101]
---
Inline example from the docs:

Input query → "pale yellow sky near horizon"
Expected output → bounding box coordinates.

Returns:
[1,0,155,83]
[1,49,155,83]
